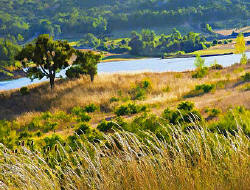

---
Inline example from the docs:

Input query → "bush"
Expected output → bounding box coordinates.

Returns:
[130,79,151,100]
[43,121,58,133]
[97,121,116,132]
[195,84,215,93]
[177,101,194,111]
[84,104,97,113]
[75,123,90,135]
[209,107,250,137]
[192,67,209,78]
[211,63,223,70]
[110,97,119,103]
[240,53,247,65]
[209,108,221,117]
[115,103,147,116]
[242,72,250,82]
[184,84,215,98]
[162,105,202,125]
[212,40,218,45]
[115,105,130,116]
[71,106,91,122]
[20,87,30,95]
[163,101,202,125]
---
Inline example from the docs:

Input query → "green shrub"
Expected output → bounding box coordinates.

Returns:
[195,84,215,93]
[44,121,58,133]
[210,63,223,70]
[242,72,250,82]
[18,131,32,139]
[130,79,152,100]
[192,67,208,78]
[43,134,64,149]
[87,129,104,143]
[110,97,119,103]
[212,40,218,45]
[20,87,30,95]
[97,121,116,132]
[78,112,91,122]
[185,84,215,98]
[71,106,91,122]
[85,104,97,113]
[177,101,194,111]
[115,103,147,116]
[209,108,221,117]
[209,106,250,137]
[163,102,202,125]
[115,105,130,116]
[41,112,53,120]
[75,123,90,135]
[205,108,221,118]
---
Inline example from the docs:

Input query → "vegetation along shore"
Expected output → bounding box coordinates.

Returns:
[0,0,249,189]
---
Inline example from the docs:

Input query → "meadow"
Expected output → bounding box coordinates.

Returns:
[0,60,249,190]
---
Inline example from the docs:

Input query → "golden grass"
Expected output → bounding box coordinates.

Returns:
[0,126,249,190]
[0,62,249,123]
[191,48,234,56]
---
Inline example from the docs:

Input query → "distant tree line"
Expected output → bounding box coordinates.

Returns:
[80,29,210,56]
[0,0,249,41]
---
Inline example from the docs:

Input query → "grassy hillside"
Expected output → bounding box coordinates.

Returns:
[0,60,249,189]
[0,60,249,125]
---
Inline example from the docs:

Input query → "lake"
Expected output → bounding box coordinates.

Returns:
[0,52,249,91]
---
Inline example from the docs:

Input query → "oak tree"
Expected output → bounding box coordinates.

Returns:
[16,34,74,89]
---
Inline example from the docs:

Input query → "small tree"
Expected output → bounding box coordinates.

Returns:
[192,55,208,78]
[235,33,246,54]
[235,33,247,65]
[194,54,205,69]
[15,34,74,89]
[66,50,101,82]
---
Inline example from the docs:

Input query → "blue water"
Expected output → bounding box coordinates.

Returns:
[0,52,249,91]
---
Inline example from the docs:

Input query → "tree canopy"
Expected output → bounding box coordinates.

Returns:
[15,34,74,89]
[66,50,101,82]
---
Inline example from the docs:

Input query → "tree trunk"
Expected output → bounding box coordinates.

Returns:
[90,74,94,82]
[50,76,55,90]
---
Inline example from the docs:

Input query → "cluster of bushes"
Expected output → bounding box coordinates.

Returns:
[185,83,215,98]
[0,103,99,149]
[209,106,250,137]
[115,103,147,116]
[0,99,249,158]
[128,29,209,57]
[162,101,202,125]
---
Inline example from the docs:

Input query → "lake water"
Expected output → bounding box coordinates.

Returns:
[0,52,249,91]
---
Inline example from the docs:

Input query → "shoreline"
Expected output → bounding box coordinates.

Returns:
[0,69,26,82]
[164,52,234,59]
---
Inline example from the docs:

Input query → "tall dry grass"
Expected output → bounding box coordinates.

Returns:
[0,62,249,121]
[0,122,249,190]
